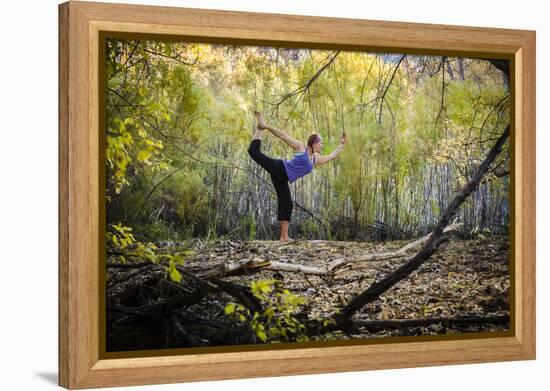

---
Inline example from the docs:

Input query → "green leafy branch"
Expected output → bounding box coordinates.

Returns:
[224,279,309,343]
[106,223,195,283]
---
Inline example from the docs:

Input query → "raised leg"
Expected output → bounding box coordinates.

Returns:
[255,111,304,152]
[252,123,263,140]
[248,140,281,175]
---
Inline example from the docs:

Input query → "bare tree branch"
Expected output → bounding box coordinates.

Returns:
[378,55,405,123]
[336,125,510,324]
[269,50,340,112]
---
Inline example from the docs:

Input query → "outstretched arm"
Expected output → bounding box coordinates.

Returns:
[315,132,347,166]
[255,111,304,151]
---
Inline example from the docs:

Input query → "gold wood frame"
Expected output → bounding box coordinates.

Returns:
[59,1,536,388]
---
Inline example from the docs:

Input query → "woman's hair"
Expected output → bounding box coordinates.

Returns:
[307,133,321,150]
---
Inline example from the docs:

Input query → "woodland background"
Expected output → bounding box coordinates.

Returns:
[105,40,510,243]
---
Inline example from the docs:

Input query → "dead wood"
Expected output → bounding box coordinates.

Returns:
[197,224,461,278]
[352,314,509,330]
[108,266,261,317]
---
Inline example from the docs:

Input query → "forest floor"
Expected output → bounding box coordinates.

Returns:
[106,235,510,351]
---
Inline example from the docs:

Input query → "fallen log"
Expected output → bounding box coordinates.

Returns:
[198,224,462,278]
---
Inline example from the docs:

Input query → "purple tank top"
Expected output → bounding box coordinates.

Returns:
[283,150,315,183]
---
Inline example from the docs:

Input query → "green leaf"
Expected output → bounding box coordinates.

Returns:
[137,149,151,162]
[250,279,275,298]
[138,85,147,97]
[224,303,236,315]
[169,267,182,283]
[256,330,267,342]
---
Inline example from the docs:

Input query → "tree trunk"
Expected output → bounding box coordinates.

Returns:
[336,125,510,323]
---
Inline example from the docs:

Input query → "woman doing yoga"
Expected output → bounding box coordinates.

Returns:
[248,111,347,241]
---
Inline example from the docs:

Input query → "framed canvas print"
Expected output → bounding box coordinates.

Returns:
[58,0,536,389]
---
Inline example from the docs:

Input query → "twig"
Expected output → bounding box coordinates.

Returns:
[352,314,509,330]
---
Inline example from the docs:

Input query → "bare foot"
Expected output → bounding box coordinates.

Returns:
[279,237,294,242]
[254,110,268,130]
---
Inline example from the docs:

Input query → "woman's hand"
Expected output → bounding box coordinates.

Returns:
[340,131,347,145]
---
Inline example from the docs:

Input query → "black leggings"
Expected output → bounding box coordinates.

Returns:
[247,139,293,222]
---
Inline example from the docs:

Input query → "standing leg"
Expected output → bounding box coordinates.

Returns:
[279,220,291,242]
[271,175,293,241]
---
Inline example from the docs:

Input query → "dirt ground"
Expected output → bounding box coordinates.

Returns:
[184,235,510,338]
[107,235,510,351]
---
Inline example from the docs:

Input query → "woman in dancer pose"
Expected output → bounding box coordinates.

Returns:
[248,111,347,241]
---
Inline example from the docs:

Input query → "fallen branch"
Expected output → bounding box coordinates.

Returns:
[207,277,262,314]
[106,261,150,268]
[109,288,206,316]
[108,265,264,324]
[352,314,509,330]
[336,125,510,324]
[198,224,462,278]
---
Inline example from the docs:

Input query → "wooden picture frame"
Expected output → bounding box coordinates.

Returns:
[58,0,536,388]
